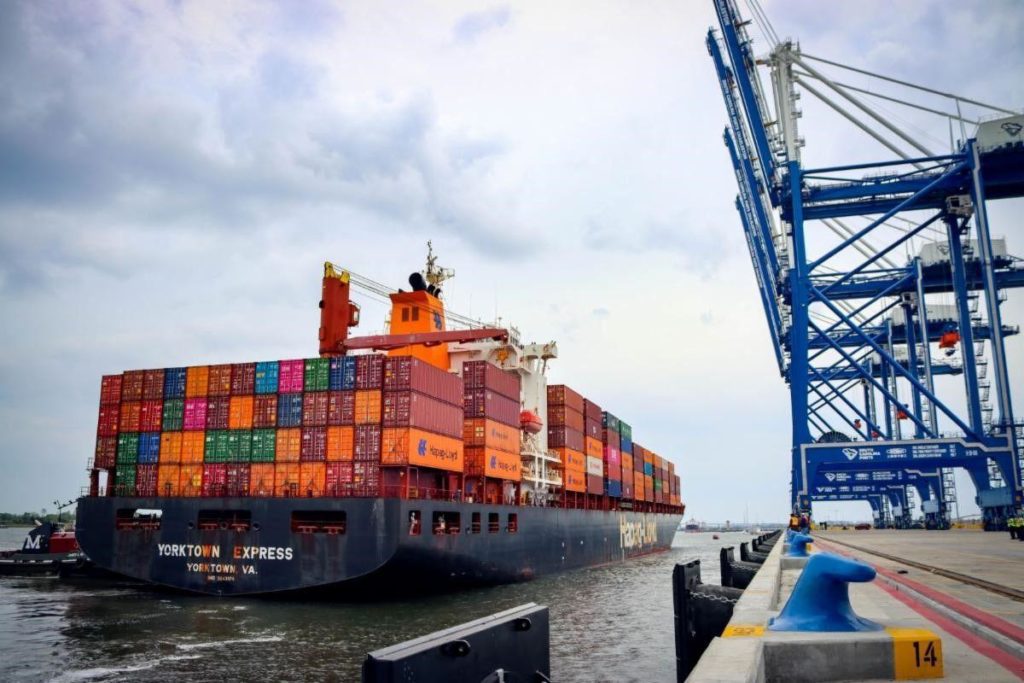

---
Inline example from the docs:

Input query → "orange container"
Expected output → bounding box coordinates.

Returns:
[584,436,603,460]
[354,389,382,425]
[299,462,327,497]
[274,463,301,496]
[228,396,254,429]
[275,428,301,462]
[554,447,586,472]
[622,452,634,472]
[463,418,521,452]
[119,402,141,432]
[250,463,276,496]
[157,464,181,496]
[381,428,463,472]
[563,468,586,493]
[181,431,206,463]
[185,366,209,398]
[326,426,354,461]
[464,446,521,481]
[159,432,182,463]
[180,464,204,496]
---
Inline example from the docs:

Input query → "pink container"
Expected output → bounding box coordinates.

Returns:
[604,446,621,481]
[184,398,207,430]
[278,359,306,393]
[383,357,464,406]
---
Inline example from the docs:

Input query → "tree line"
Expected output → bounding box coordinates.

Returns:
[0,512,75,526]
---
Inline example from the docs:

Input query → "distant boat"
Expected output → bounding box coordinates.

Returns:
[682,518,702,532]
[712,534,720,540]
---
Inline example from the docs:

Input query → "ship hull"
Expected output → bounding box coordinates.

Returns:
[75,496,681,596]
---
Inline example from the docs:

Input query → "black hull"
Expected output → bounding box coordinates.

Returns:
[75,496,681,596]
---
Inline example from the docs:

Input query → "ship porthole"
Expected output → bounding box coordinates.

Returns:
[252,523,261,531]
[187,522,194,530]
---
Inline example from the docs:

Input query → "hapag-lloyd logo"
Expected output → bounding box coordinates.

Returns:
[620,516,658,550]
[488,454,519,474]
[419,437,458,462]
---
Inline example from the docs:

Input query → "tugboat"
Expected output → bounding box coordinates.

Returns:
[0,522,82,576]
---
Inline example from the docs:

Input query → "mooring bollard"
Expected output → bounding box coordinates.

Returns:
[769,553,882,632]
[785,532,813,558]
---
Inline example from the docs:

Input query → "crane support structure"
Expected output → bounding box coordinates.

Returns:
[709,0,1024,528]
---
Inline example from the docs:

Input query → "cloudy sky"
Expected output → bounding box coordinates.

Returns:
[1,1,1022,522]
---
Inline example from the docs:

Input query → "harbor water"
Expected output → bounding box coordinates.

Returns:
[0,527,748,682]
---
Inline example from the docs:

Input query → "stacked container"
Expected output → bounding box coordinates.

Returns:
[547,385,585,493]
[462,361,521,503]
[602,412,622,498]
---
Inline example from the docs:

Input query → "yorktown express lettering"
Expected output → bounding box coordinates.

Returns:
[619,516,658,550]
[157,543,294,561]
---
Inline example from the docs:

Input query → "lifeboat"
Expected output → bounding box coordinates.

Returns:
[520,410,543,434]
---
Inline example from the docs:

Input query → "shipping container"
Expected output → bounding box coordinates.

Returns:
[274,463,300,497]
[547,385,584,414]
[142,369,165,400]
[462,360,520,400]
[255,361,279,394]
[584,416,602,440]
[277,393,304,427]
[463,418,521,453]
[604,446,621,481]
[185,366,209,398]
[299,462,327,496]
[384,356,463,406]
[164,368,186,399]
[183,398,206,431]
[208,364,233,397]
[602,428,620,449]
[251,429,276,462]
[602,411,620,432]
[563,468,586,493]
[585,455,603,477]
[548,426,584,452]
[622,465,634,489]
[643,461,654,476]
[383,392,462,437]
[97,405,119,437]
[304,358,330,392]
[619,422,632,443]
[225,463,251,497]
[622,452,634,472]
[119,402,141,432]
[180,464,204,496]
[253,395,277,428]
[114,464,136,495]
[160,432,182,463]
[380,428,463,472]
[620,435,633,454]
[553,447,586,472]
[301,427,327,461]
[158,464,180,496]
[205,396,230,430]
[137,464,158,497]
[586,473,603,495]
[163,398,184,431]
[116,433,139,464]
[227,430,252,462]
[95,436,116,469]
[606,479,622,498]
[231,362,256,395]
[250,463,275,496]
[181,431,206,463]
[302,392,329,426]
[326,426,354,461]
[275,428,302,462]
[228,396,254,430]
[139,433,161,464]
[355,354,384,389]
[121,370,144,402]
[327,391,355,426]
[328,356,357,391]
[279,359,305,393]
[326,462,354,495]
[583,398,602,424]
[353,461,381,494]
[463,389,519,426]
[203,430,231,463]
[202,463,227,497]
[464,447,522,481]
[100,374,123,405]
[354,390,383,425]
[547,404,584,431]
[354,424,382,461]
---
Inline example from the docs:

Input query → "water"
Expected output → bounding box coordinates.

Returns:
[0,527,749,682]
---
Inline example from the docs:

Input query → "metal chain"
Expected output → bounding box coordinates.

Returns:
[690,590,739,605]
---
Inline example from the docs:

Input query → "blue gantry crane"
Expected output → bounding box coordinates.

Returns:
[708,0,1024,529]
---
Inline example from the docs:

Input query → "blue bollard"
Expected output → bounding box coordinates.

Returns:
[786,533,813,557]
[769,553,882,632]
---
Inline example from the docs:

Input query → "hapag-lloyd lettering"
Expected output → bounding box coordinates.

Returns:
[619,516,658,550]
[427,444,459,461]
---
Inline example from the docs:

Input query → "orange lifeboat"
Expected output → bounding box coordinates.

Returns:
[520,410,543,434]
[938,330,960,349]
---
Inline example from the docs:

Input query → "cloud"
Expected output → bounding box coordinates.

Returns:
[452,7,511,44]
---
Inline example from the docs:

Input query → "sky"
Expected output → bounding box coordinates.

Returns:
[1,1,1022,522]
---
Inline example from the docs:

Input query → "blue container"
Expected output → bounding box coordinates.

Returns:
[643,462,654,476]
[606,480,623,498]
[277,393,304,427]
[164,368,186,399]
[329,357,357,391]
[620,436,633,454]
[138,433,161,463]
[255,361,280,394]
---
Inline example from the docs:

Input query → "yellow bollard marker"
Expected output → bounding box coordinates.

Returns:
[888,628,943,679]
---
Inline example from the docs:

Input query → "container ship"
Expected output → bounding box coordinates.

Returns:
[75,247,684,596]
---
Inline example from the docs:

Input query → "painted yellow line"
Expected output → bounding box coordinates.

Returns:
[721,624,765,638]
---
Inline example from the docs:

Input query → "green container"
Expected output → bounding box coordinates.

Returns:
[228,430,252,462]
[116,433,140,463]
[115,464,136,495]
[620,422,632,441]
[654,478,662,491]
[162,398,184,431]
[304,358,329,392]
[204,430,231,462]
[251,429,277,462]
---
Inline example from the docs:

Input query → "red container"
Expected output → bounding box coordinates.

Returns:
[326,462,354,495]
[202,464,228,496]
[208,364,232,396]
[547,385,584,414]
[303,392,329,426]
[136,464,158,496]
[225,464,251,496]
[97,405,120,437]
[463,389,519,427]
[586,473,603,495]
[119,402,141,432]
[548,426,584,451]
[301,427,328,461]
[603,428,620,449]
[633,444,646,471]
[253,395,278,428]
[604,446,621,481]
[383,357,464,406]
[142,369,165,400]
[328,391,355,426]
[205,396,230,430]
[584,417,602,439]
[231,362,256,395]
[100,375,123,405]
[353,461,380,494]
[139,400,163,432]
[355,355,384,389]
[95,436,117,469]
[354,425,381,461]
[622,481,634,499]
[583,398,602,423]
[121,370,144,402]
[383,392,463,438]
[462,360,520,401]
[547,404,584,431]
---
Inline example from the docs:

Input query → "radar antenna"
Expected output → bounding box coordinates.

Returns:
[424,240,455,289]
